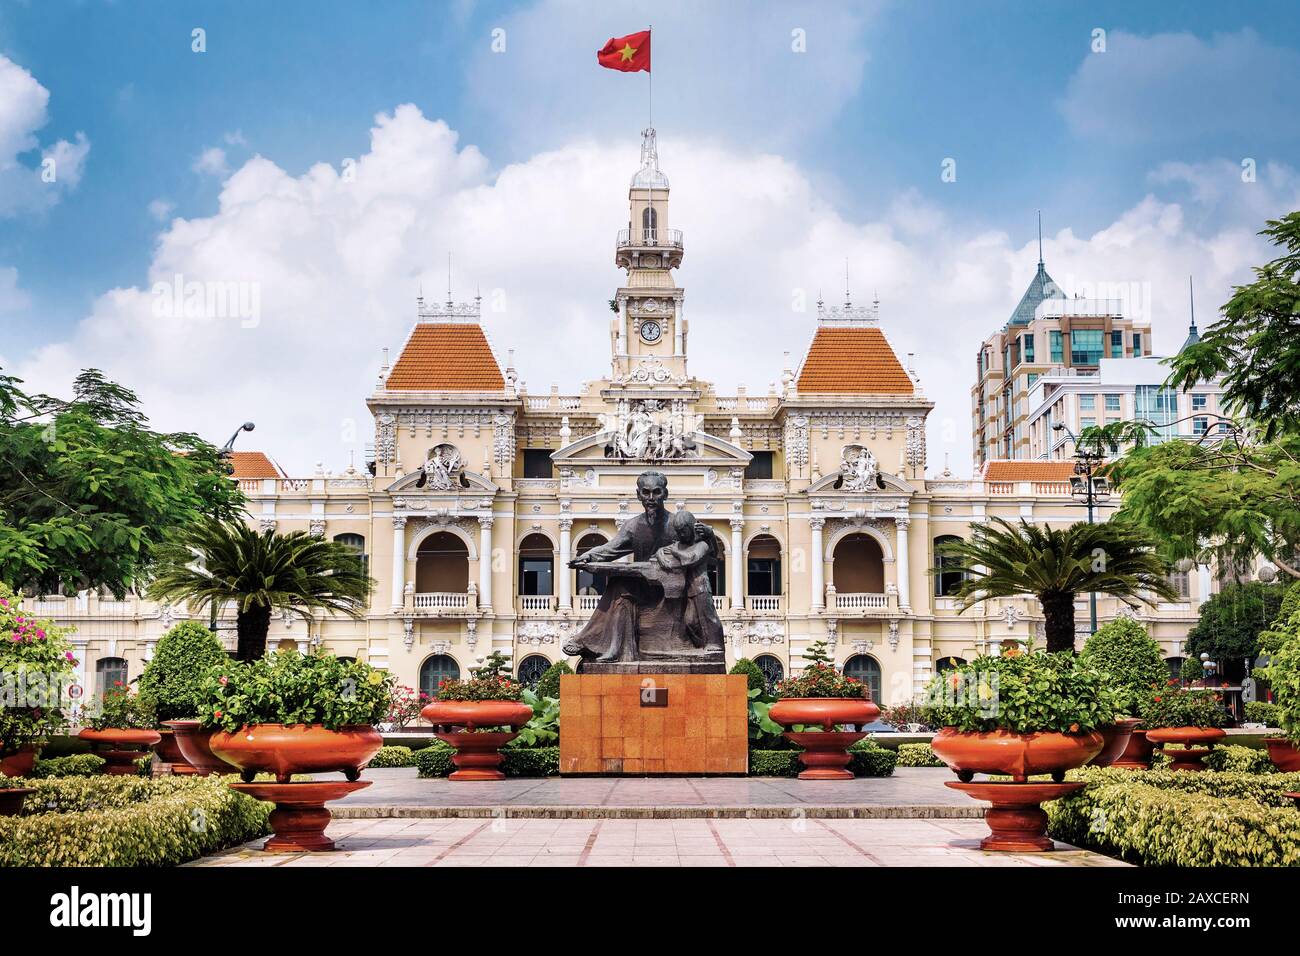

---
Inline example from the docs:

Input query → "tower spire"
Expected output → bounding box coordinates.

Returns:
[1037,210,1043,265]
[844,259,851,308]
[1180,275,1201,352]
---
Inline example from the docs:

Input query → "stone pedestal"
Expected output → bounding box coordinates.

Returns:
[559,673,748,775]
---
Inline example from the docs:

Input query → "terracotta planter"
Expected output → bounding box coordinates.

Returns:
[421,700,535,781]
[1112,727,1155,770]
[767,698,881,780]
[230,780,370,852]
[0,746,39,778]
[930,727,1104,783]
[208,724,383,785]
[154,728,197,775]
[78,728,162,775]
[1091,717,1143,768]
[1146,727,1226,772]
[0,787,34,816]
[162,720,237,776]
[946,781,1086,852]
[1264,738,1300,773]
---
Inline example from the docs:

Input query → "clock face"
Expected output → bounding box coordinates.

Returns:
[640,320,662,343]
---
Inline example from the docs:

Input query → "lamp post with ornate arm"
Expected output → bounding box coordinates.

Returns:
[208,422,256,631]
[1052,422,1111,635]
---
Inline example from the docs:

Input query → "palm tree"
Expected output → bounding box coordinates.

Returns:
[935,518,1177,653]
[149,520,373,661]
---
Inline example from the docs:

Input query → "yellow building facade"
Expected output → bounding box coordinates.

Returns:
[29,129,1209,709]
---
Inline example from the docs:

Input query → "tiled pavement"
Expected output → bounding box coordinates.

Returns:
[189,769,1127,866]
[191,816,1126,867]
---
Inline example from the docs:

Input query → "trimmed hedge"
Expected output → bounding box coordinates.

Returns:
[895,742,945,767]
[729,658,766,692]
[30,753,106,778]
[367,745,415,769]
[0,776,270,866]
[749,741,896,778]
[1203,744,1274,774]
[535,661,573,700]
[1048,768,1300,866]
[1245,701,1281,726]
[414,742,559,778]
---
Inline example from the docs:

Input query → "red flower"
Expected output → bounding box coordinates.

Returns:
[1069,723,1079,733]
[1153,696,1162,703]
[213,709,223,718]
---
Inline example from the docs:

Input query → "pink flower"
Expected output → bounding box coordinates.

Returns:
[218,675,228,686]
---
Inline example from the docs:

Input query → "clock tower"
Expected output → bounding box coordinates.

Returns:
[610,128,688,385]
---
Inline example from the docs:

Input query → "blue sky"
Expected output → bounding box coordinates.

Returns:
[2,0,1298,472]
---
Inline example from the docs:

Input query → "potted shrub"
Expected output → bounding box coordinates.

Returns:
[78,685,162,775]
[200,650,390,783]
[1256,599,1300,771]
[0,590,78,777]
[1140,682,1229,772]
[919,649,1113,782]
[880,702,931,733]
[1079,618,1168,767]
[137,621,234,774]
[419,651,533,780]
[766,642,881,779]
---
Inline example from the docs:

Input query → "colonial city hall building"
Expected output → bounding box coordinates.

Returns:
[29,130,1213,709]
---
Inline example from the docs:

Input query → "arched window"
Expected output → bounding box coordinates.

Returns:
[416,531,469,593]
[95,657,128,697]
[518,533,554,596]
[754,654,784,691]
[334,533,368,578]
[843,654,882,703]
[642,205,657,240]
[419,654,461,699]
[335,656,356,665]
[575,533,608,596]
[518,655,551,688]
[934,535,966,597]
[746,534,782,597]
[832,533,885,593]
[935,656,966,673]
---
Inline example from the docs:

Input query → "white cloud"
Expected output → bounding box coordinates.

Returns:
[148,198,175,222]
[191,146,229,178]
[0,55,89,216]
[14,106,1298,478]
[0,266,30,314]
[1060,29,1300,142]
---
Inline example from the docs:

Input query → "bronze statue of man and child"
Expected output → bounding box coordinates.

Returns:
[562,470,726,672]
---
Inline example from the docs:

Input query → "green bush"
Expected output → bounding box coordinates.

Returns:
[848,740,896,777]
[1068,765,1300,806]
[1079,618,1168,715]
[30,753,105,778]
[1048,769,1300,866]
[413,742,558,777]
[1202,744,1273,774]
[0,776,270,866]
[367,745,414,769]
[1140,686,1230,729]
[138,621,231,722]
[729,658,766,692]
[535,660,573,700]
[748,750,800,777]
[895,742,945,767]
[1245,701,1281,727]
[1180,656,1204,682]
[1267,610,1300,743]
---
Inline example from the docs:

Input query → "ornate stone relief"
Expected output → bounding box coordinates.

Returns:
[308,518,326,538]
[492,414,516,471]
[376,413,397,465]
[417,443,467,490]
[603,398,699,460]
[784,416,810,472]
[517,620,572,646]
[905,416,926,469]
[837,444,880,492]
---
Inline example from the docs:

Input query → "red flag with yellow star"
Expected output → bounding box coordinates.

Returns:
[597,30,651,72]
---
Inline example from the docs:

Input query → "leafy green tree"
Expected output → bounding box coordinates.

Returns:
[729,657,766,692]
[1185,582,1285,669]
[137,621,232,721]
[1079,617,1169,714]
[149,521,372,661]
[472,650,513,680]
[534,660,573,699]
[936,518,1177,653]
[1103,213,1300,579]
[0,369,242,597]
[801,640,835,667]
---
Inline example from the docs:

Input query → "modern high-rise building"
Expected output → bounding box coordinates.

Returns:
[971,246,1154,468]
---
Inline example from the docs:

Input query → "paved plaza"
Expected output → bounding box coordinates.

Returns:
[190,768,1127,867]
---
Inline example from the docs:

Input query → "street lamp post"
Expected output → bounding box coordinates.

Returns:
[1052,422,1111,635]
[209,422,256,631]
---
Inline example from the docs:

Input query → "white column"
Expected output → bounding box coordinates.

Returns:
[809,516,825,611]
[895,516,911,611]
[558,517,573,610]
[478,516,494,612]
[1197,563,1212,605]
[390,516,407,609]
[729,517,744,612]
[674,298,684,356]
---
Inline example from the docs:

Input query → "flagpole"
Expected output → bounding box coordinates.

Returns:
[648,25,653,128]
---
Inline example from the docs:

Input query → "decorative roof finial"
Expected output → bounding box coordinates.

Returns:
[446,252,453,310]
[1037,210,1043,266]
[844,259,851,309]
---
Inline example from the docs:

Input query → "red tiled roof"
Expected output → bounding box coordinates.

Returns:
[981,460,1078,481]
[386,323,505,391]
[796,327,914,394]
[227,451,283,479]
